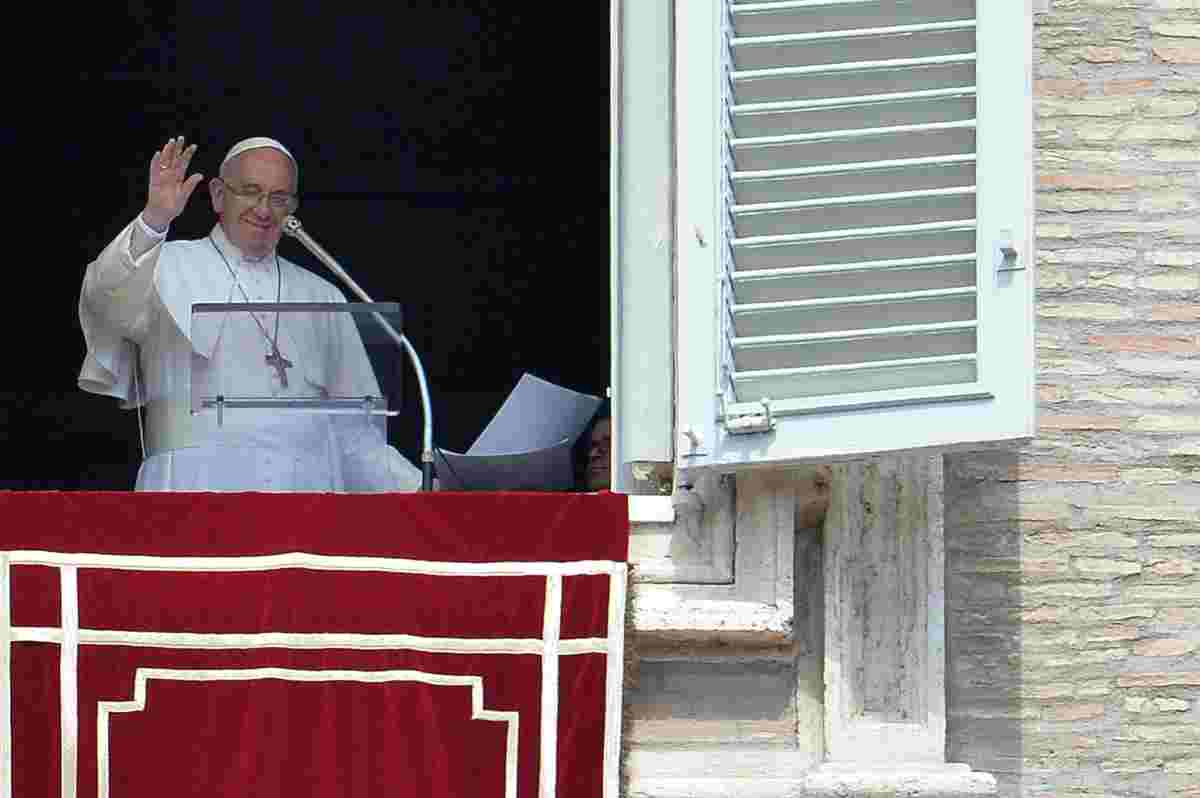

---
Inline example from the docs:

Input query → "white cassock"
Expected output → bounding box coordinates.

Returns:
[78,217,422,492]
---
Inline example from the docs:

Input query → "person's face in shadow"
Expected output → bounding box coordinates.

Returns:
[586,417,612,491]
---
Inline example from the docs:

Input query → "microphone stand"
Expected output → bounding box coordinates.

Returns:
[282,215,435,491]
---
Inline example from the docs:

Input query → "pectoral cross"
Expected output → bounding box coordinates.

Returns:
[265,345,293,388]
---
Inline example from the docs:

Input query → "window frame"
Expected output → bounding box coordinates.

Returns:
[613,0,1036,480]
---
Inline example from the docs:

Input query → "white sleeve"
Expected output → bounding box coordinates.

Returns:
[81,216,166,340]
[77,217,169,401]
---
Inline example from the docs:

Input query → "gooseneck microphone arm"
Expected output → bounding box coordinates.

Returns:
[282,215,435,492]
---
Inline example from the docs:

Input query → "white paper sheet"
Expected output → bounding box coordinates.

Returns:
[435,374,603,490]
[434,438,575,491]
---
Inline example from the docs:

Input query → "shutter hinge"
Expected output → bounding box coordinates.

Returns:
[721,397,776,436]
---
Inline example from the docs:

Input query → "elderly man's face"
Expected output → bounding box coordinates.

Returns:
[586,417,612,491]
[210,148,296,260]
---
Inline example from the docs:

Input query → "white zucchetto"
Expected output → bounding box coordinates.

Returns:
[220,137,298,177]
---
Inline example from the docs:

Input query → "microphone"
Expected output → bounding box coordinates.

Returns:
[283,215,435,492]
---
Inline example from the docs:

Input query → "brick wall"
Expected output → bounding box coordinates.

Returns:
[946,2,1200,796]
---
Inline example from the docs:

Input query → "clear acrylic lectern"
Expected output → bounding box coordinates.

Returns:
[180,301,417,492]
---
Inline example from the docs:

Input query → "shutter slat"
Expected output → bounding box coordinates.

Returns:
[732,355,978,399]
[735,162,976,205]
[734,86,976,115]
[733,52,975,80]
[733,27,974,72]
[735,153,975,179]
[734,189,975,238]
[733,96,975,139]
[734,126,974,171]
[734,293,976,338]
[733,118,975,147]
[736,285,976,312]
[739,352,976,377]
[722,383,994,421]
[733,19,975,45]
[734,254,976,303]
[733,0,974,38]
[735,185,975,213]
[734,319,978,347]
[736,62,977,105]
[734,327,976,371]
[738,252,974,277]
[735,218,975,247]
[735,228,976,271]
[729,198,974,237]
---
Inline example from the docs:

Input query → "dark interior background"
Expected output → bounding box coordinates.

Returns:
[5,2,611,489]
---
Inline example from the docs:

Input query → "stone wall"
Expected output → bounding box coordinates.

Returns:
[946,2,1200,796]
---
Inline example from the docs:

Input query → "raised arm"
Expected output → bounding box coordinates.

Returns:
[82,137,205,338]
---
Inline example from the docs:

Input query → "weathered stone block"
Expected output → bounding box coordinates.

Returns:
[1079,45,1141,63]
[1076,604,1156,623]
[1106,78,1158,94]
[1075,533,1141,551]
[628,658,797,748]
[1029,648,1129,669]
[1039,192,1136,211]
[1117,358,1200,378]
[1139,271,1200,290]
[1152,21,1200,38]
[1038,302,1133,320]
[1154,40,1200,62]
[1149,559,1197,576]
[1120,123,1198,141]
[1154,698,1191,712]
[1126,585,1200,602]
[1042,703,1106,721]
[1037,98,1138,117]
[1133,415,1200,433]
[1149,303,1200,321]
[1151,534,1200,547]
[1040,246,1137,263]
[1150,250,1200,266]
[1151,146,1200,161]
[1133,638,1198,657]
[1161,608,1200,624]
[1036,223,1075,239]
[1085,269,1137,289]
[1167,758,1200,774]
[1085,624,1140,643]
[1123,467,1188,483]
[1035,79,1088,97]
[1074,558,1143,578]
[1145,97,1200,116]
[1038,414,1125,431]
[1120,725,1200,743]
[1116,672,1200,688]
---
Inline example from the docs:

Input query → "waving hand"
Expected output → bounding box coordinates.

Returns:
[142,136,204,233]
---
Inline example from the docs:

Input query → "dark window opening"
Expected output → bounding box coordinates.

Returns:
[14,4,610,489]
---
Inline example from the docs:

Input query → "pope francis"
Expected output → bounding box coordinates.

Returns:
[78,136,421,492]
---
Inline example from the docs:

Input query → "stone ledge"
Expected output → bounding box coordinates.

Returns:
[804,764,998,796]
[630,763,997,798]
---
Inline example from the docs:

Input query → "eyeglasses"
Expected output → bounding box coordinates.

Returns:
[217,178,299,212]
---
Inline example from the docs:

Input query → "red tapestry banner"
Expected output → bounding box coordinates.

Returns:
[0,491,629,798]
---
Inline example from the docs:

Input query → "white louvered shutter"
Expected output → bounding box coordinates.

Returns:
[671,0,1034,470]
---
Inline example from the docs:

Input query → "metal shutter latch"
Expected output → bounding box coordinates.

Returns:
[722,397,777,435]
[996,229,1022,273]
